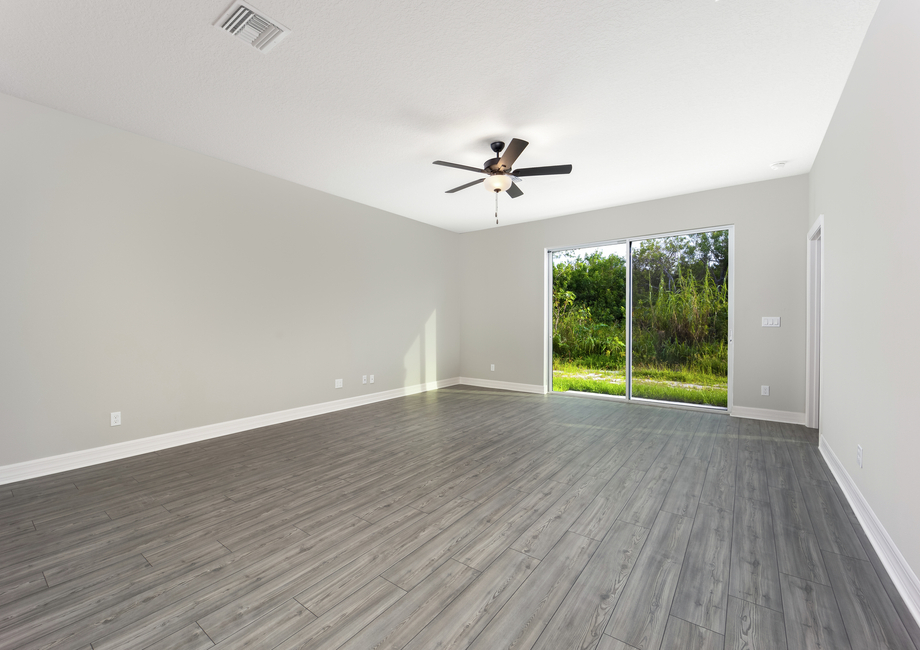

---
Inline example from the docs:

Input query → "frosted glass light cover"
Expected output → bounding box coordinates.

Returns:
[483,174,512,192]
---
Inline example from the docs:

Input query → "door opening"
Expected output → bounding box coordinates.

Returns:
[806,216,823,429]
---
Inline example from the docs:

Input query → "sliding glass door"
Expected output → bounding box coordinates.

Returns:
[550,227,731,409]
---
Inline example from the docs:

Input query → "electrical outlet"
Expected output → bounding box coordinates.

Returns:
[110,411,121,426]
[761,385,770,396]
[490,364,495,372]
[362,375,367,385]
[857,445,863,468]
[369,375,374,384]
[335,379,343,389]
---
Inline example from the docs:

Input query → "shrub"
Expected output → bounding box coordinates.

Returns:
[552,289,626,362]
[553,252,728,380]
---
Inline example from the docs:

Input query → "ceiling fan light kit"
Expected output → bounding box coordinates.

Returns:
[484,175,512,192]
[433,138,572,224]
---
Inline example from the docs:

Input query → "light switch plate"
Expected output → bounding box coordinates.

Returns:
[762,317,781,327]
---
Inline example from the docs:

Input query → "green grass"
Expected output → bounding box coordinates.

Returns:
[552,376,627,396]
[553,360,722,385]
[631,366,726,388]
[552,358,727,407]
[631,382,727,407]
[553,359,624,376]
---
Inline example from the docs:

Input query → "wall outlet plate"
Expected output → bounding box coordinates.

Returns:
[490,364,495,372]
[110,412,121,426]
[761,385,770,396]
[335,379,343,389]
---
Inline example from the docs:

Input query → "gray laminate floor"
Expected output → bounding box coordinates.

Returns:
[1,386,918,650]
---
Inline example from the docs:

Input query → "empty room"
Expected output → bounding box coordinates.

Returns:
[2,0,919,649]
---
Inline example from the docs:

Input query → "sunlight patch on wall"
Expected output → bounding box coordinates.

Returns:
[403,310,438,386]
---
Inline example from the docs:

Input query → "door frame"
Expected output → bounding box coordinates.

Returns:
[546,225,734,412]
[805,215,824,429]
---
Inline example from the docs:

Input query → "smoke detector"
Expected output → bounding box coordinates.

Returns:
[215,2,290,53]
[770,161,788,170]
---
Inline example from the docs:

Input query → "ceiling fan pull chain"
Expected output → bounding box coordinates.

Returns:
[495,190,499,224]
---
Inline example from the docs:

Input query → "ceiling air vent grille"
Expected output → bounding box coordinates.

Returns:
[215,2,290,52]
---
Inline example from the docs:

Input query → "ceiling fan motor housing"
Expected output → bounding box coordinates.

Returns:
[486,141,506,171]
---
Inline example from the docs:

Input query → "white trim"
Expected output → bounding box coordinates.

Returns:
[545,249,554,393]
[626,239,633,400]
[727,226,735,412]
[458,377,546,394]
[805,215,824,429]
[820,436,920,627]
[0,378,460,486]
[730,406,806,425]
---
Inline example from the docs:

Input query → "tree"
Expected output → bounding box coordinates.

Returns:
[553,234,729,374]
[631,231,728,307]
[552,251,626,325]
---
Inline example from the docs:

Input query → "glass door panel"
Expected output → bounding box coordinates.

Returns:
[629,231,729,407]
[551,243,628,396]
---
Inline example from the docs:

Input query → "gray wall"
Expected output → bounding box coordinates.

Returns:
[0,91,812,469]
[0,93,460,466]
[810,0,920,573]
[459,176,809,414]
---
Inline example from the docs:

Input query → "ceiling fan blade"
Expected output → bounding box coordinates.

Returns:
[497,138,529,171]
[445,178,485,193]
[512,164,573,177]
[506,182,523,199]
[433,160,488,175]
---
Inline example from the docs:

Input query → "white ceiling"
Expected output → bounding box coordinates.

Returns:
[0,0,878,233]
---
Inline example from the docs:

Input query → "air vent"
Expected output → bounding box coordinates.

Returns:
[215,2,290,52]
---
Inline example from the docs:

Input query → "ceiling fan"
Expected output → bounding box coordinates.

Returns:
[433,138,572,199]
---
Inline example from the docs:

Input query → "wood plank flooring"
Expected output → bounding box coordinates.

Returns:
[1,386,917,650]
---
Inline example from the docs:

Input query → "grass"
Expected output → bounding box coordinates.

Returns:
[552,359,728,407]
[631,366,726,388]
[552,376,627,396]
[631,382,728,407]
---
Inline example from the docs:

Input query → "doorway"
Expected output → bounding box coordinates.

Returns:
[806,216,823,428]
[549,227,733,410]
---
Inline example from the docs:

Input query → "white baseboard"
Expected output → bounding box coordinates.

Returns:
[820,436,920,627]
[730,406,806,425]
[0,377,460,486]
[458,377,546,394]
